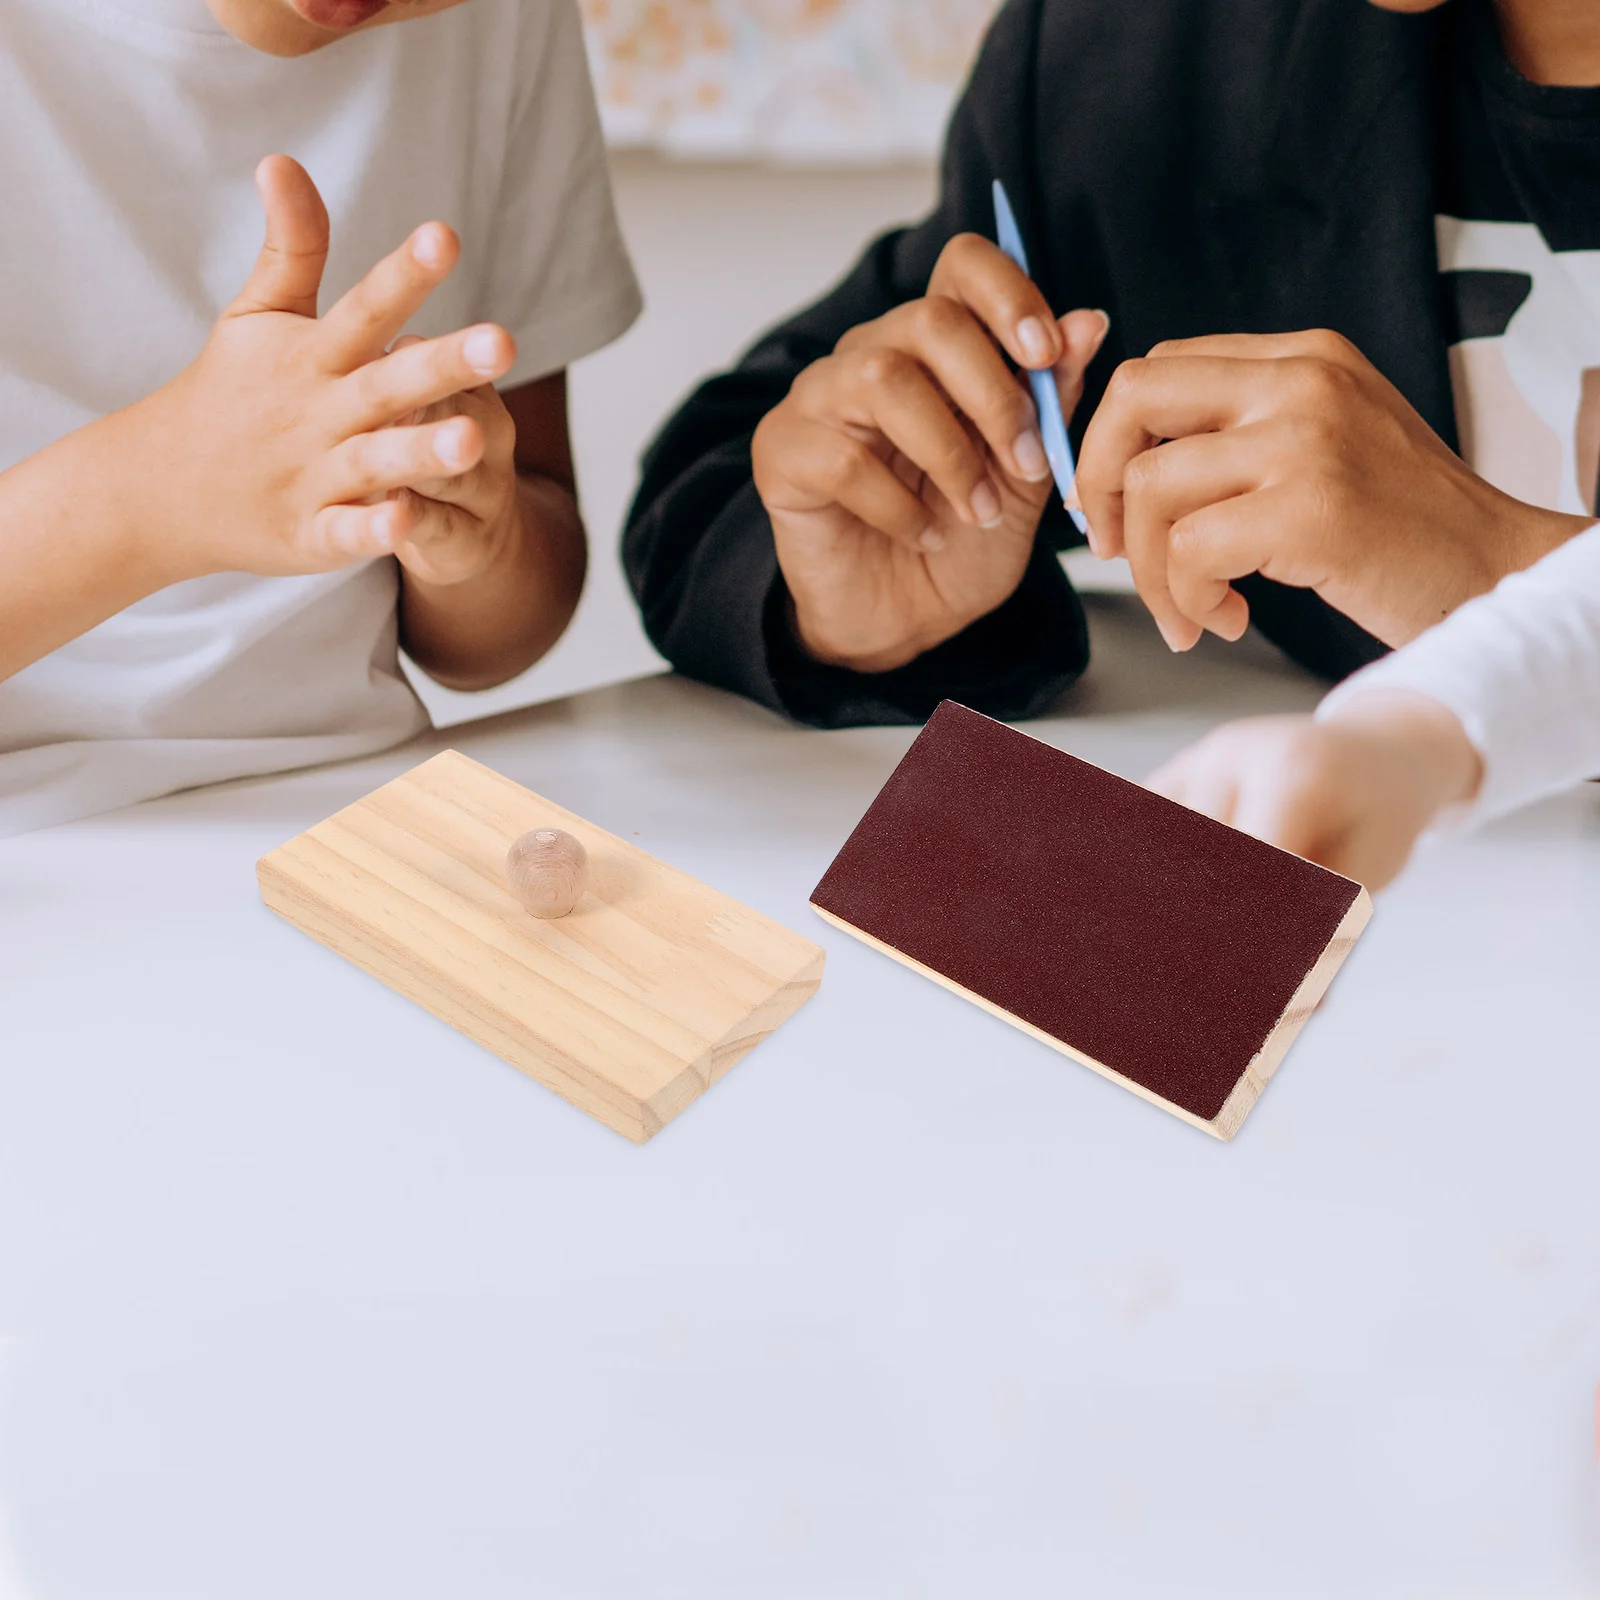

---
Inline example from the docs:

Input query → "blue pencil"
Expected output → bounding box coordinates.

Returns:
[992,179,1088,535]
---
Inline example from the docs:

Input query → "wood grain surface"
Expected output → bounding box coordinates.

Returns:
[259,752,825,1142]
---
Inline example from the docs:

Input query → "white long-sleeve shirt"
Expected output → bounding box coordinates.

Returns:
[1318,521,1600,826]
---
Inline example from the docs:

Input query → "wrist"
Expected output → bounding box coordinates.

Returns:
[1323,688,1484,814]
[399,474,584,692]
[106,383,228,588]
[54,402,204,591]
[1388,499,1595,649]
[786,592,951,675]
[1497,499,1595,588]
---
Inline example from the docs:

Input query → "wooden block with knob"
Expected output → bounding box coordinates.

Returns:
[810,701,1372,1140]
[257,751,825,1142]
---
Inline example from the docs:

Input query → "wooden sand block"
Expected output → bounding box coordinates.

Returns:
[810,702,1371,1140]
[259,751,824,1142]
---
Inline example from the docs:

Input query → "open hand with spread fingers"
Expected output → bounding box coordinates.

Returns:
[1075,329,1593,653]
[751,232,1109,674]
[136,154,518,583]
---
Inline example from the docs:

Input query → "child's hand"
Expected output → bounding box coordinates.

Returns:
[1146,691,1485,890]
[133,155,516,582]
[751,234,1109,673]
[377,338,522,589]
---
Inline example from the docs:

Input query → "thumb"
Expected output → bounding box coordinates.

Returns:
[1052,309,1111,534]
[227,155,330,320]
[1051,308,1112,418]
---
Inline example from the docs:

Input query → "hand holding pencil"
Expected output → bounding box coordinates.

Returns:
[751,216,1108,674]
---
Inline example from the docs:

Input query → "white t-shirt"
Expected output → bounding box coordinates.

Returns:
[0,0,641,838]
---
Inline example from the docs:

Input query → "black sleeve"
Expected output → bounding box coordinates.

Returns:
[621,0,1089,729]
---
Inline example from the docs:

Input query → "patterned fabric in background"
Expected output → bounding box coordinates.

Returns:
[580,0,1001,161]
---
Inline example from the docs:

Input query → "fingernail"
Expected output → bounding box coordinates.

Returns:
[969,481,1003,527]
[1013,430,1049,482]
[1017,316,1054,368]
[464,326,503,374]
[412,225,447,270]
[919,527,946,554]
[437,422,470,472]
[365,508,399,553]
[1088,309,1112,355]
[1156,619,1187,653]
[1085,523,1102,557]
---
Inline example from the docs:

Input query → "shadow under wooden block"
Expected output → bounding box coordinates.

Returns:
[810,702,1371,1141]
[259,751,824,1142]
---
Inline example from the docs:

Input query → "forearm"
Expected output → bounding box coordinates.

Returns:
[0,405,190,683]
[399,474,586,692]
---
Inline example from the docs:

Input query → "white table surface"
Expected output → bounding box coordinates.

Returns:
[2,592,1598,1600]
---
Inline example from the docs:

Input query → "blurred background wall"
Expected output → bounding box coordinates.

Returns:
[409,2,994,725]
[581,0,996,161]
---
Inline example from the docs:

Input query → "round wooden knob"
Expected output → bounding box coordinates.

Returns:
[507,828,588,920]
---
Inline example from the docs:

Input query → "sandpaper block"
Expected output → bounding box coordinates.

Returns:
[810,702,1371,1140]
[259,751,825,1143]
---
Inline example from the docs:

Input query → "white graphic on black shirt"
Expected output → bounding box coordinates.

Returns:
[1436,216,1600,517]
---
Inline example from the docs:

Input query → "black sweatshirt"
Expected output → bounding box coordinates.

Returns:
[622,0,1461,728]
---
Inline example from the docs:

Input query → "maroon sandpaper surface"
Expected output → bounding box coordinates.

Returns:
[810,701,1365,1124]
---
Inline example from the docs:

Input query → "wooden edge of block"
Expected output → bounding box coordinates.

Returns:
[1212,885,1375,1140]
[813,883,1372,1143]
[259,831,828,1146]
[258,853,664,1143]
[645,954,827,1129]
[809,903,1232,1141]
